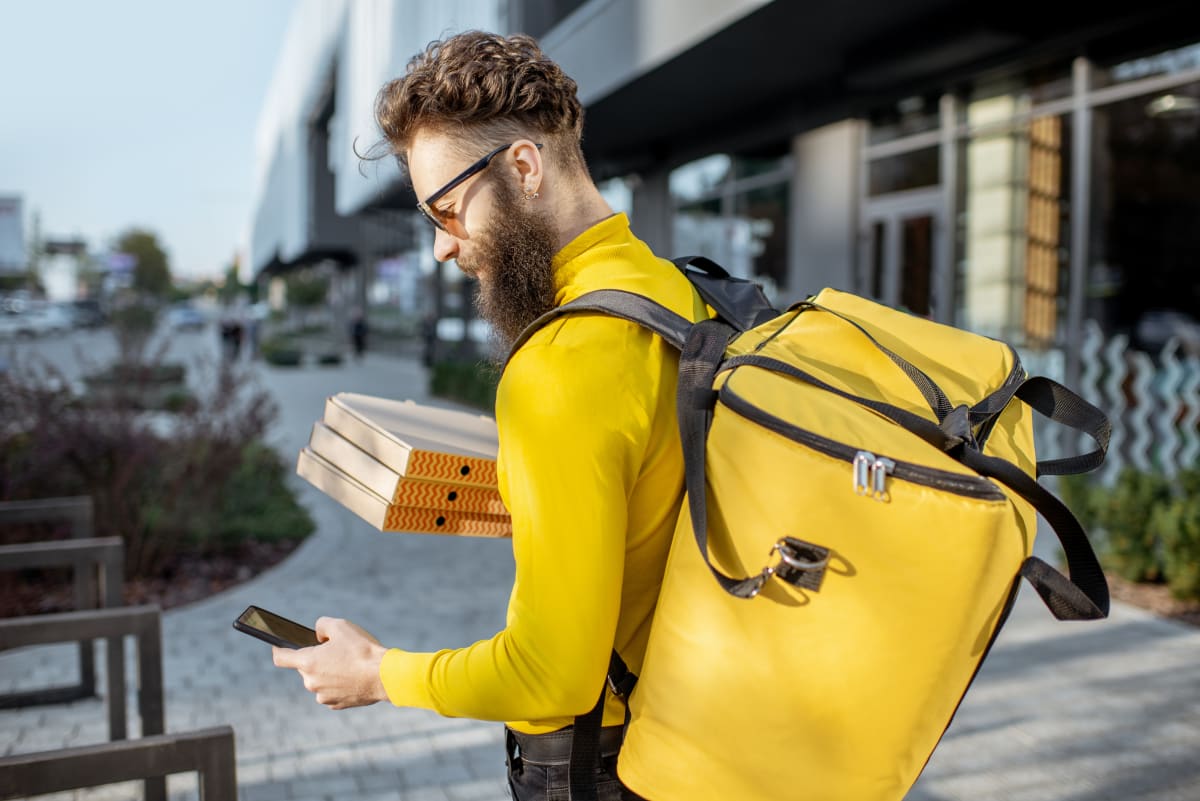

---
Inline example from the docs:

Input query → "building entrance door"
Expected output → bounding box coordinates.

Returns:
[860,188,943,318]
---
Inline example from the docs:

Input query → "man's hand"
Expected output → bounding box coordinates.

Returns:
[272,617,389,710]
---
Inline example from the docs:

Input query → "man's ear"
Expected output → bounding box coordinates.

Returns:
[510,139,544,196]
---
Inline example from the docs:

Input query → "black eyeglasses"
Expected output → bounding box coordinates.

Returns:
[417,142,543,232]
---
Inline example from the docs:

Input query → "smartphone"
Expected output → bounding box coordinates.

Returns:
[233,605,320,649]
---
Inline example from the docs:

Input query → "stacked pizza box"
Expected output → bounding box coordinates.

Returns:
[296,393,512,538]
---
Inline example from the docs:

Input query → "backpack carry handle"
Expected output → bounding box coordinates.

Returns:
[672,256,780,332]
[1015,377,1111,477]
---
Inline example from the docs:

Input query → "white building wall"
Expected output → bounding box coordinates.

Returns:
[249,0,348,274]
[249,0,510,274]
[332,0,509,216]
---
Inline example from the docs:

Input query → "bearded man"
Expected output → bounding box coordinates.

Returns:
[272,31,704,800]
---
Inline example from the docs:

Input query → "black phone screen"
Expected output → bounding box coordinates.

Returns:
[234,605,320,649]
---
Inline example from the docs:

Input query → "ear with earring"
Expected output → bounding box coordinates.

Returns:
[523,188,540,200]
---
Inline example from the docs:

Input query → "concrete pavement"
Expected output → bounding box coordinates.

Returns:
[2,344,1199,800]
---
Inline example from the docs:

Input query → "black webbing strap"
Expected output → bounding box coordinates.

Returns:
[967,354,1026,448]
[678,319,767,598]
[505,290,691,369]
[569,651,637,800]
[569,685,605,801]
[958,447,1109,619]
[1015,377,1111,477]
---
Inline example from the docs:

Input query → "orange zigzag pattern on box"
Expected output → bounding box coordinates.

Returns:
[391,481,508,516]
[408,451,498,486]
[383,507,512,538]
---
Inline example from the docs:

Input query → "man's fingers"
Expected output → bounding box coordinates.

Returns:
[314,616,340,642]
[272,645,310,669]
[272,646,296,668]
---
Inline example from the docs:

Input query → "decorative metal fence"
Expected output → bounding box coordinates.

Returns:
[1023,321,1200,485]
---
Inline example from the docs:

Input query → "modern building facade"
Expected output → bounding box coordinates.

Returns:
[249,0,1200,387]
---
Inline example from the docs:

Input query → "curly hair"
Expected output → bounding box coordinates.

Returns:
[371,31,587,173]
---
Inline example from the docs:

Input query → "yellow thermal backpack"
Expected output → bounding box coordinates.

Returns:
[514,257,1111,801]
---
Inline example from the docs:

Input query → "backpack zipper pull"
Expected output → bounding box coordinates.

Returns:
[853,451,875,495]
[872,457,895,501]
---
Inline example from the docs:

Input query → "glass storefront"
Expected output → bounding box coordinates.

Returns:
[860,41,1200,364]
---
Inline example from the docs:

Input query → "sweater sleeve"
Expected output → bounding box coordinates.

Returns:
[379,317,652,722]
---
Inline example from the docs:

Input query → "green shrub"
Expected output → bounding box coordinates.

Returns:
[0,353,312,578]
[430,360,499,412]
[260,336,304,366]
[1057,473,1098,531]
[200,442,315,550]
[1093,468,1171,583]
[317,352,343,366]
[1151,468,1200,601]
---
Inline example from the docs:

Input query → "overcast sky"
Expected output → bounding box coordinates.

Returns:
[0,0,296,282]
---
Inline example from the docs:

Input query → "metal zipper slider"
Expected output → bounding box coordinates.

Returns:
[872,457,895,501]
[853,451,875,495]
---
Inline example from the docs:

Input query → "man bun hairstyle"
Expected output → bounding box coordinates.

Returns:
[373,31,587,173]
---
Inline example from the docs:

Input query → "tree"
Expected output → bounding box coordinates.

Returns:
[116,228,171,297]
[286,270,329,309]
[220,258,247,304]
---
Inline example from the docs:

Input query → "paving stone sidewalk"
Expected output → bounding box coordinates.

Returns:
[2,349,1199,801]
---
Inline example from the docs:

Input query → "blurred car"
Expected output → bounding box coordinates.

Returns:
[166,304,207,332]
[28,304,73,335]
[0,309,33,339]
[69,299,107,328]
[0,305,70,339]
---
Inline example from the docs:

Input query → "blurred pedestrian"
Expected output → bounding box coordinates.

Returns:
[219,313,244,362]
[349,308,367,360]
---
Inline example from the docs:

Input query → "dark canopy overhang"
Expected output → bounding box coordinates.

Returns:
[578,0,1199,179]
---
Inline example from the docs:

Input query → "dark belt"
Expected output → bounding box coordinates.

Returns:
[505,725,626,766]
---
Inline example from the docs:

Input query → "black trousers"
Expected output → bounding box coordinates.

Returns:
[505,725,648,801]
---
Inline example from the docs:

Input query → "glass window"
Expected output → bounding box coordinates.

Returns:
[1087,80,1200,355]
[671,152,791,297]
[734,153,791,181]
[868,94,940,145]
[733,182,789,294]
[868,146,940,196]
[518,0,590,39]
[669,154,732,202]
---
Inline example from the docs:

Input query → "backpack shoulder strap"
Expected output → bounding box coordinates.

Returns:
[504,289,692,368]
[504,256,780,368]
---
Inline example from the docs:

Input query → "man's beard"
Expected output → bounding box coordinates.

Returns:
[463,178,559,359]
